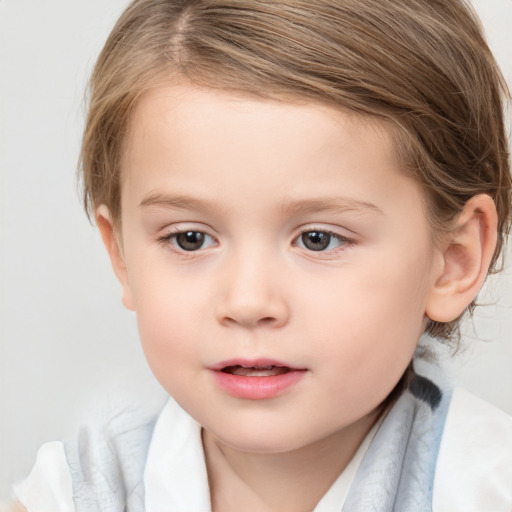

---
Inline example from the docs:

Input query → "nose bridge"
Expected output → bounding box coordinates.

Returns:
[216,242,289,328]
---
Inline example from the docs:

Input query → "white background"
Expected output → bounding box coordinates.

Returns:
[0,0,511,502]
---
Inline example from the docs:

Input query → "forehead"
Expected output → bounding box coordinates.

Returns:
[123,83,399,174]
[120,83,426,225]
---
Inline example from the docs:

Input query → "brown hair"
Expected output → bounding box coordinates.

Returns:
[80,0,511,344]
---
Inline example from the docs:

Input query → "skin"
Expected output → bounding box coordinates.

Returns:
[97,84,497,512]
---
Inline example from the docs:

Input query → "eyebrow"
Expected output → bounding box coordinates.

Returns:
[279,197,383,216]
[139,193,383,216]
[140,193,219,213]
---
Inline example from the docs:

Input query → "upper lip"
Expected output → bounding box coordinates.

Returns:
[209,358,306,371]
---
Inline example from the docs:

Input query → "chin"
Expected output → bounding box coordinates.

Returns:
[204,418,330,455]
[216,433,305,454]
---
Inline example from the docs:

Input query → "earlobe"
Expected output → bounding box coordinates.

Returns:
[425,194,498,323]
[95,205,135,311]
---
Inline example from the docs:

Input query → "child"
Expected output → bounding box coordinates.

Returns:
[11,0,512,510]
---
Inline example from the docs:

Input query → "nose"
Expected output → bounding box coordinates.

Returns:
[215,251,290,329]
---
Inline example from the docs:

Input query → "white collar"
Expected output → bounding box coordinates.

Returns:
[144,398,211,511]
[144,398,375,512]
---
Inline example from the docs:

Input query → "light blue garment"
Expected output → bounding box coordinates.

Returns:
[343,373,450,511]
[64,402,159,512]
[64,370,451,512]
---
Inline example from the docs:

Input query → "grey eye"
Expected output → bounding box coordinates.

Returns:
[296,230,349,252]
[175,231,207,251]
[300,231,332,251]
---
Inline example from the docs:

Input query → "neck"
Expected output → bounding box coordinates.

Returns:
[203,411,378,512]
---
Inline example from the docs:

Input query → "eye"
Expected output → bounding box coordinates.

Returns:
[296,230,349,252]
[161,230,217,252]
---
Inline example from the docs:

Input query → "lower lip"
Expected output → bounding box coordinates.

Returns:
[211,369,306,400]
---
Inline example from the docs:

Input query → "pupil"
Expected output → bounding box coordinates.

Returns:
[302,231,330,251]
[176,231,205,251]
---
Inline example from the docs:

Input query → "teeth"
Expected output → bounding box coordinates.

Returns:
[223,365,291,377]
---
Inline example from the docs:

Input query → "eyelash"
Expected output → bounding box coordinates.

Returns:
[157,229,218,253]
[293,229,353,253]
[157,227,354,255]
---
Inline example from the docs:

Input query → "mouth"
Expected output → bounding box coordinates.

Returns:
[210,359,307,399]
[221,365,293,377]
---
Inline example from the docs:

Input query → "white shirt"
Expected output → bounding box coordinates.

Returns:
[13,388,512,511]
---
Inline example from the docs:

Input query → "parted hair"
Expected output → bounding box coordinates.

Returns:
[80,0,511,344]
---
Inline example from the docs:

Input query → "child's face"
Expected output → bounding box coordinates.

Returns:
[112,84,443,454]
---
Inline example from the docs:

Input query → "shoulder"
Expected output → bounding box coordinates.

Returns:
[433,387,512,511]
[0,503,28,512]
[13,388,168,512]
[12,441,75,512]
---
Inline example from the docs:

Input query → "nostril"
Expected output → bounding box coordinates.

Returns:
[223,315,276,327]
[259,316,277,325]
[215,289,290,328]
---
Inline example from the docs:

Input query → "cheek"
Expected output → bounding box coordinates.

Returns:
[137,307,201,398]
[309,251,432,396]
[128,267,205,382]
[316,251,430,335]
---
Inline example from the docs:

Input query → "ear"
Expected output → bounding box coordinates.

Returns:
[425,194,498,323]
[95,205,135,311]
